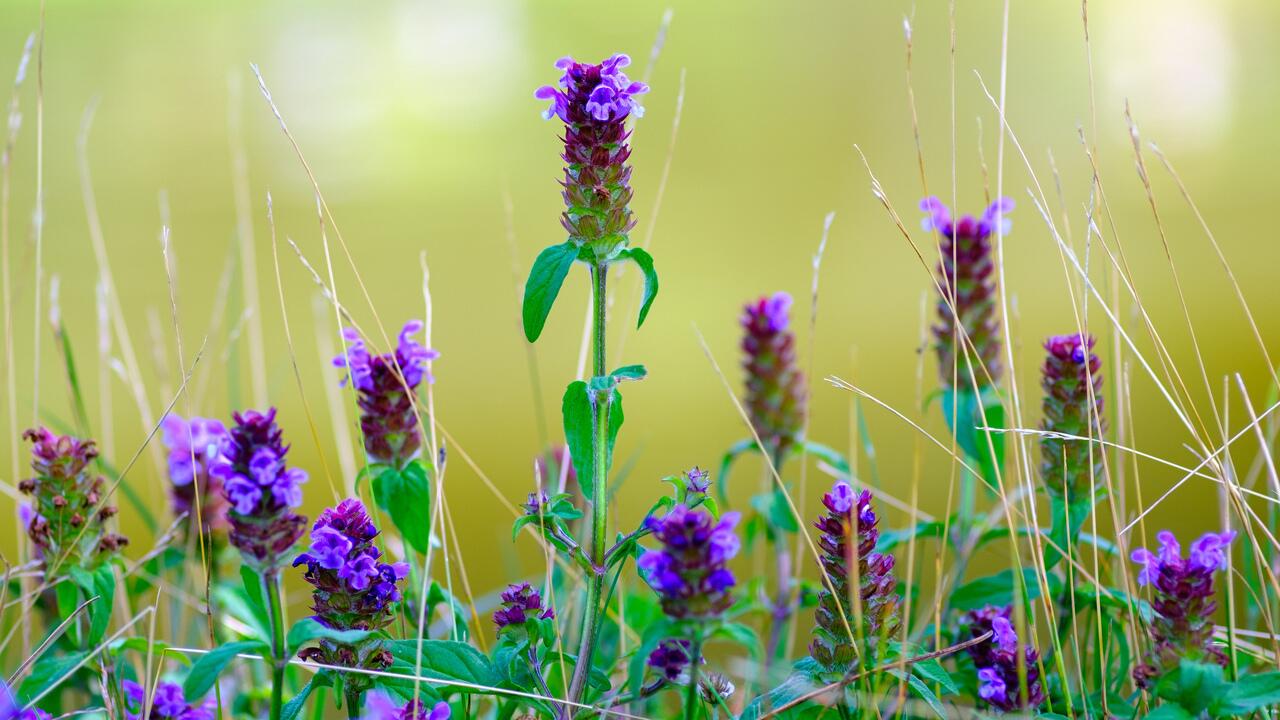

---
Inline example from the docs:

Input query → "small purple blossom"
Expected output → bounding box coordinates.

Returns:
[810,481,901,670]
[924,197,1011,388]
[492,582,555,630]
[647,639,695,682]
[534,54,647,123]
[121,680,215,720]
[684,467,710,496]
[1,678,51,720]
[214,409,308,571]
[638,505,741,620]
[333,321,438,469]
[964,605,1044,713]
[1130,530,1235,687]
[160,415,231,535]
[741,292,806,462]
[362,694,451,720]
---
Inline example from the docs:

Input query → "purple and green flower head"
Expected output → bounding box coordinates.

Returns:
[160,414,230,534]
[741,292,806,463]
[647,638,696,683]
[1131,530,1235,687]
[492,582,555,631]
[964,605,1044,713]
[922,197,1012,388]
[361,694,450,720]
[638,504,740,621]
[334,321,438,470]
[1039,333,1106,504]
[534,54,647,262]
[213,408,308,572]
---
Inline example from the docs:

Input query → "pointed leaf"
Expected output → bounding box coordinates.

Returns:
[373,461,432,554]
[621,247,659,328]
[183,640,269,700]
[522,242,578,342]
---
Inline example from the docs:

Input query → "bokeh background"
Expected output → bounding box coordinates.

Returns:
[0,0,1278,601]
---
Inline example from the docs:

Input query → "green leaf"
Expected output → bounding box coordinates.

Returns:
[739,664,823,719]
[911,656,959,695]
[626,618,675,697]
[1044,495,1096,571]
[54,579,83,646]
[799,441,851,475]
[710,622,762,661]
[373,461,432,553]
[287,618,375,654]
[887,667,947,719]
[561,381,594,498]
[1143,704,1194,720]
[19,650,88,702]
[282,670,333,720]
[1156,660,1227,714]
[522,242,578,342]
[183,640,269,700]
[1217,671,1280,714]
[951,568,1055,611]
[620,247,659,328]
[69,564,116,646]
[385,639,504,693]
[941,385,1005,489]
[610,364,648,383]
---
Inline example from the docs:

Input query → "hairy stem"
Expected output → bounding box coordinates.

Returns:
[568,263,610,709]
[265,571,287,720]
[684,630,705,720]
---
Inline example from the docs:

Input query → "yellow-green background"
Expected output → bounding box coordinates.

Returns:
[1,0,1277,604]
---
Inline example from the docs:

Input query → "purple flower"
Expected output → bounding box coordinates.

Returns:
[492,582,555,630]
[1,678,52,720]
[333,321,438,470]
[964,605,1044,713]
[741,293,807,463]
[923,197,1012,388]
[535,54,647,262]
[1040,334,1106,503]
[639,505,741,620]
[121,680,215,720]
[1131,530,1235,687]
[647,639,696,682]
[160,415,231,535]
[362,694,451,720]
[294,499,408,694]
[17,428,128,572]
[809,481,901,670]
[214,409,308,572]
[684,467,711,496]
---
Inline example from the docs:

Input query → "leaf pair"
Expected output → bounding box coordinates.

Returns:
[521,242,658,343]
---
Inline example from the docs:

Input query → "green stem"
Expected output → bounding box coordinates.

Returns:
[684,630,705,720]
[567,263,610,709]
[265,571,287,720]
[345,688,361,720]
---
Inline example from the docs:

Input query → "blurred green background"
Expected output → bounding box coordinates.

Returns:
[0,0,1277,599]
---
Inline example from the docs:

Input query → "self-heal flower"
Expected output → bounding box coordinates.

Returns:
[121,680,215,720]
[361,694,450,720]
[922,197,1012,388]
[648,638,698,683]
[964,605,1044,713]
[741,293,807,463]
[17,428,127,572]
[1039,334,1106,503]
[534,54,648,262]
[809,481,901,670]
[1,678,52,720]
[213,409,308,572]
[638,505,741,620]
[492,582,555,630]
[333,321,438,470]
[160,415,230,536]
[684,467,711,496]
[1131,530,1235,687]
[294,499,409,694]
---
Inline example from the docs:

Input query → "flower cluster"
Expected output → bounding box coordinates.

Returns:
[492,582,554,630]
[964,605,1044,713]
[294,499,408,692]
[213,408,308,572]
[922,197,1012,388]
[17,428,127,571]
[684,467,711,497]
[638,505,741,620]
[121,680,215,720]
[741,292,806,463]
[160,415,230,536]
[1131,530,1234,687]
[534,54,648,262]
[1039,334,1106,503]
[333,321,438,470]
[809,481,901,670]
[647,638,695,682]
[361,694,450,720]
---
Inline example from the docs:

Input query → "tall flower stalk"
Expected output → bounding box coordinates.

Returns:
[213,408,308,720]
[964,605,1045,713]
[1039,334,1106,505]
[524,52,656,709]
[740,292,807,672]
